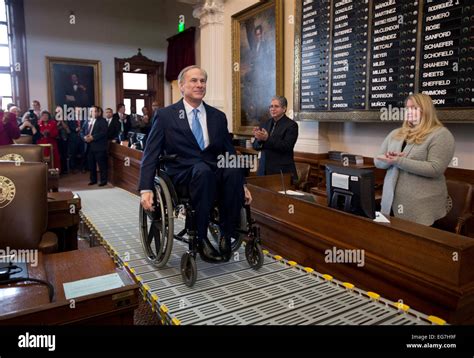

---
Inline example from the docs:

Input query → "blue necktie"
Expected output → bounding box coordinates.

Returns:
[191,108,205,150]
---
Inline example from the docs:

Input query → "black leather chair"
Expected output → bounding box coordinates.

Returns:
[434,180,473,237]
[0,161,58,253]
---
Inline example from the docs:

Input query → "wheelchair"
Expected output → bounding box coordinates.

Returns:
[139,155,264,287]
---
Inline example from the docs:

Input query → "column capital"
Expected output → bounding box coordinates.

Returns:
[193,0,225,27]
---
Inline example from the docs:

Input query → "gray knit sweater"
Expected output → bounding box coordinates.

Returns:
[374,126,455,226]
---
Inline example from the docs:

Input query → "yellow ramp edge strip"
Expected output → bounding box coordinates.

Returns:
[367,292,380,301]
[394,301,410,312]
[304,267,314,273]
[287,261,297,266]
[322,274,333,281]
[427,315,446,325]
[171,317,181,326]
[151,293,159,312]
[342,282,355,290]
[160,304,169,314]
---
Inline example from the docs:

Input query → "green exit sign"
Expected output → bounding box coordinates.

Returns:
[178,22,185,33]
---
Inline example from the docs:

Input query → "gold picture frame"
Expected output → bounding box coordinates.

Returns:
[232,0,284,135]
[46,56,102,111]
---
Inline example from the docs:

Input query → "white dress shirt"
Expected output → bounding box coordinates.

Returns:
[88,118,96,134]
[183,99,209,149]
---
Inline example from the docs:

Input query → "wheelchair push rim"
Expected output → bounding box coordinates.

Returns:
[139,180,174,268]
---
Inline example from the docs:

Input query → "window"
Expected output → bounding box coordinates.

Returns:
[123,73,148,90]
[0,0,12,110]
[0,0,27,111]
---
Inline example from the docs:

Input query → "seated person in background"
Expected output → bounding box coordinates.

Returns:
[32,99,42,118]
[37,110,61,171]
[113,103,131,142]
[105,107,120,141]
[9,106,22,126]
[82,106,108,186]
[0,111,20,145]
[252,96,299,182]
[19,111,40,144]
[374,93,455,226]
[136,106,151,135]
[139,65,252,262]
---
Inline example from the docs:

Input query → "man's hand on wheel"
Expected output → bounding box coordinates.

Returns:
[141,191,154,211]
[244,185,252,205]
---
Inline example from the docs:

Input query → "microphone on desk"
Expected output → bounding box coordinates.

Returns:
[280,169,287,195]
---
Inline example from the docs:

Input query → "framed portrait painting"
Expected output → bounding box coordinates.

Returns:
[46,57,101,111]
[232,0,283,135]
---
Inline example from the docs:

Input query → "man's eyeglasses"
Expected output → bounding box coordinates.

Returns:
[268,105,281,109]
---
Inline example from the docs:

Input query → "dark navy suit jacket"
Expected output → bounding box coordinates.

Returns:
[81,117,108,152]
[138,99,236,191]
[252,115,298,179]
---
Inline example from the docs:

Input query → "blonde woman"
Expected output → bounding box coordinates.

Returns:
[374,94,455,226]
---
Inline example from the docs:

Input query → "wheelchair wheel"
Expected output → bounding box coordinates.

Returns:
[245,240,264,270]
[181,251,197,287]
[208,207,246,253]
[139,179,174,268]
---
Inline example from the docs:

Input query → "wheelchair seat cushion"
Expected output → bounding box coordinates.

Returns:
[175,184,191,202]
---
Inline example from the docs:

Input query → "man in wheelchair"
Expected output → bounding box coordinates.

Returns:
[139,65,252,263]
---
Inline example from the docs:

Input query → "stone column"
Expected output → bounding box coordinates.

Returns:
[193,0,226,110]
[294,121,330,153]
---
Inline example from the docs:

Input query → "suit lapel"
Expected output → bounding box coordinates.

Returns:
[173,99,201,149]
[204,102,217,150]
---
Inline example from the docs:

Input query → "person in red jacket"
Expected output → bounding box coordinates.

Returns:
[37,110,61,171]
[0,110,21,146]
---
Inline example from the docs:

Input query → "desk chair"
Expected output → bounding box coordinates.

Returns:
[0,162,58,253]
[434,180,473,237]
[0,144,59,192]
[14,134,33,144]
[295,162,313,192]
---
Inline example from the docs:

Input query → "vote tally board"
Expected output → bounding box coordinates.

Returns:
[294,0,474,121]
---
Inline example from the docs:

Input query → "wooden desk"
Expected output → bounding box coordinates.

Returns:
[48,169,59,192]
[0,247,139,325]
[247,174,474,324]
[47,191,81,251]
[109,142,142,194]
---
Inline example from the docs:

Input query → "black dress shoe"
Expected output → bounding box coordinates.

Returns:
[219,237,232,262]
[88,182,97,185]
[198,238,223,263]
[99,182,107,187]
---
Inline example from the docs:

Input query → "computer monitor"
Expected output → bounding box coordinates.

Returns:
[325,164,376,219]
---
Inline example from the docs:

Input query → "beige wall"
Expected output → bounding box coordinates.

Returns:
[25,0,198,109]
[220,0,474,169]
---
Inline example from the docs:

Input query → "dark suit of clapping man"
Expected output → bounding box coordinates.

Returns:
[139,66,252,262]
[253,96,299,181]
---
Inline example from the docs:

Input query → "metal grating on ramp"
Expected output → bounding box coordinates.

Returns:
[77,188,445,326]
